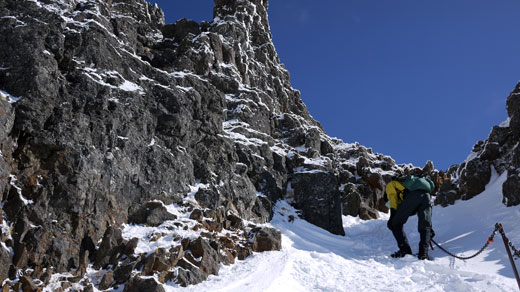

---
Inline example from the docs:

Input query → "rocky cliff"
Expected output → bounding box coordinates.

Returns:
[434,82,520,208]
[0,0,518,290]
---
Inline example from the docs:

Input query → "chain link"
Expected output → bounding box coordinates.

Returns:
[431,225,499,260]
[432,223,520,261]
[496,223,520,260]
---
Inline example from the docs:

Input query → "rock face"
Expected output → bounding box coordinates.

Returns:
[1,0,517,290]
[434,83,520,207]
[291,172,344,235]
[0,246,10,282]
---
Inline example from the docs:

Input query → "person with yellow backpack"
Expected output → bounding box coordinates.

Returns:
[386,175,436,260]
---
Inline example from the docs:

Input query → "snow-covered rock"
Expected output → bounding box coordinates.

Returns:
[0,0,518,290]
[436,82,520,207]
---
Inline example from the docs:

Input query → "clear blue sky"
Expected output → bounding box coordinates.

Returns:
[150,0,520,170]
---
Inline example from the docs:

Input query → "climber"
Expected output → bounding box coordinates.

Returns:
[386,175,435,260]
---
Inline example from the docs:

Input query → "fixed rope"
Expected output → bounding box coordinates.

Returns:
[430,224,498,260]
[497,223,520,260]
[431,223,519,260]
[431,223,520,290]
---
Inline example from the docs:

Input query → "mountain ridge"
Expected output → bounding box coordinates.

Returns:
[0,0,519,290]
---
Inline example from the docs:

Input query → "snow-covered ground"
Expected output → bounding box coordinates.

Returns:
[166,168,520,292]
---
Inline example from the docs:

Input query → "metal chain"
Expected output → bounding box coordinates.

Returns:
[496,223,520,260]
[431,225,499,260]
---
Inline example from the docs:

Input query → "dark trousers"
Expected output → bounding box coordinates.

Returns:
[388,190,433,254]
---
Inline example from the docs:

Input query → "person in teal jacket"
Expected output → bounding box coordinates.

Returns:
[386,175,435,260]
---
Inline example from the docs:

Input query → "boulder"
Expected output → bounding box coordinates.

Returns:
[140,246,182,277]
[128,202,177,227]
[114,260,137,285]
[122,277,165,292]
[147,206,178,227]
[189,209,204,222]
[235,245,253,260]
[251,227,281,252]
[226,214,244,230]
[175,263,206,287]
[98,271,114,290]
[341,184,362,217]
[218,248,236,265]
[151,248,172,273]
[185,237,220,276]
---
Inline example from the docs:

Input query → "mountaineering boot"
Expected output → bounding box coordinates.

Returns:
[391,246,412,258]
[418,246,430,260]
[417,253,429,260]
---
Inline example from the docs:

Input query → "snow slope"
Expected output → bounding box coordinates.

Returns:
[165,168,520,292]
